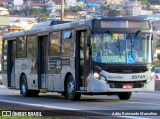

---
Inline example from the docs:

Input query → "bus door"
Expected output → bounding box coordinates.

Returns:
[48,31,61,91]
[76,28,90,91]
[8,40,16,88]
[38,35,48,89]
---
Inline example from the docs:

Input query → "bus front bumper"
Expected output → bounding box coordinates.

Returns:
[86,74,155,93]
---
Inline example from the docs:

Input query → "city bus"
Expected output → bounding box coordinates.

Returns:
[1,17,154,100]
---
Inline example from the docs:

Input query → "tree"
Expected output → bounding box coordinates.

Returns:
[30,8,41,15]
[0,2,3,7]
[108,10,120,16]
[101,4,109,10]
[68,6,82,12]
[148,0,160,4]
[140,0,149,5]
[140,0,151,9]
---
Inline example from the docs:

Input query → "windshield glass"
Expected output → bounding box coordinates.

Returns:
[91,33,152,64]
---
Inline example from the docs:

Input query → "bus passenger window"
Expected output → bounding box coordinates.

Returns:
[27,35,37,57]
[62,30,74,56]
[3,40,8,60]
[49,32,60,56]
[17,37,26,58]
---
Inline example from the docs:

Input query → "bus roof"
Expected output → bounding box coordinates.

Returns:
[2,17,151,39]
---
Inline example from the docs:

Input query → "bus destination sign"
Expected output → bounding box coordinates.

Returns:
[95,20,150,29]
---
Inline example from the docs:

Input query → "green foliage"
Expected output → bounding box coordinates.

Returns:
[30,8,41,15]
[154,62,160,67]
[68,6,82,12]
[0,117,45,119]
[0,2,3,7]
[140,0,149,5]
[148,0,160,4]
[108,10,120,16]
[57,8,69,13]
[40,14,48,21]
[101,4,109,10]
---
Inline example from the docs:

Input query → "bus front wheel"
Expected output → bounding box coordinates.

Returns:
[66,75,81,101]
[117,92,132,100]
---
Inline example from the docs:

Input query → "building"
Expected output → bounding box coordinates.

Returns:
[24,0,47,3]
[124,0,142,16]
[141,10,153,15]
[0,7,9,15]
[0,0,7,7]
[107,0,123,5]
[9,16,37,30]
[65,0,77,8]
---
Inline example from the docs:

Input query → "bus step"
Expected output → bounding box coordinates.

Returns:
[39,89,48,93]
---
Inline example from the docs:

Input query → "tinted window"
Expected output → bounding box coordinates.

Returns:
[17,37,26,58]
[27,35,37,57]
[3,40,8,60]
[49,32,60,56]
[62,30,74,56]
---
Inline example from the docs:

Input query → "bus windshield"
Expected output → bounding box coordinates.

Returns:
[91,33,152,64]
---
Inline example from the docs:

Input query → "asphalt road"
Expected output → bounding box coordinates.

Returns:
[0,85,160,118]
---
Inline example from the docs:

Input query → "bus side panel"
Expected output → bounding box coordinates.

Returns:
[47,74,62,91]
[60,58,75,91]
[2,74,8,87]
[15,59,38,90]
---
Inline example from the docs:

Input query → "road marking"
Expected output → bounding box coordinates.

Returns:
[120,116,150,119]
[0,99,77,110]
[0,99,154,119]
[127,101,160,106]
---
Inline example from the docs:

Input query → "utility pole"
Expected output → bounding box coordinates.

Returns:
[61,0,64,20]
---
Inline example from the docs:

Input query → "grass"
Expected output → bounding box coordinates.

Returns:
[0,117,45,119]
[0,117,76,119]
[154,63,160,67]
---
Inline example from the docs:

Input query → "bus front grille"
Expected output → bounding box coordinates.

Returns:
[105,66,148,74]
[108,80,146,88]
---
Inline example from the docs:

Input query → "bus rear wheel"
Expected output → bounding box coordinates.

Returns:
[21,75,39,97]
[117,92,132,100]
[66,75,81,101]
[21,75,30,97]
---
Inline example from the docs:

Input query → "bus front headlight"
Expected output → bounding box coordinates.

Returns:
[93,72,100,79]
[93,72,107,83]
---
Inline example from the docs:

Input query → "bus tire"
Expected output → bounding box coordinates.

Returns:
[117,92,132,100]
[30,90,39,97]
[61,92,65,96]
[21,75,30,97]
[21,75,39,97]
[66,75,81,101]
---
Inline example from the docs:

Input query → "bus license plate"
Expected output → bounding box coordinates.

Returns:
[122,84,133,89]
